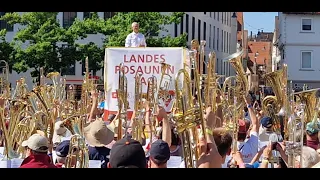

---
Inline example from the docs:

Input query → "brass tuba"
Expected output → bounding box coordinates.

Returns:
[262,65,287,134]
[65,134,89,168]
[173,50,206,168]
[146,76,157,139]
[157,62,172,104]
[116,63,128,139]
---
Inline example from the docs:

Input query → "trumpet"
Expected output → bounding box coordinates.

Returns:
[65,134,89,168]
[131,72,145,144]
[204,52,224,112]
[173,50,206,168]
[116,63,128,139]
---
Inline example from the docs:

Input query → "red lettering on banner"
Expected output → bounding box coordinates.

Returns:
[123,54,166,63]
[114,65,175,75]
[112,92,118,98]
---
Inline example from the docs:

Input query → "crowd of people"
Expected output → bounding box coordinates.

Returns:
[6,87,318,168]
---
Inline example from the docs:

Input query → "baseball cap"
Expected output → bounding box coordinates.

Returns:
[109,137,146,168]
[55,140,70,157]
[150,139,170,162]
[22,134,48,153]
[306,121,320,135]
[260,116,273,128]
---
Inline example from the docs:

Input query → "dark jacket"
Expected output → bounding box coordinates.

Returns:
[88,146,110,168]
[20,154,57,168]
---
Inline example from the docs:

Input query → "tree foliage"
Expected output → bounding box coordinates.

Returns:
[0,12,187,78]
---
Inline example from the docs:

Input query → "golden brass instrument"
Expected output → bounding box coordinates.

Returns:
[39,67,45,86]
[65,134,89,168]
[0,60,10,98]
[262,66,287,134]
[204,52,224,112]
[223,50,248,109]
[173,50,206,168]
[132,72,145,143]
[116,63,128,139]
[157,62,172,104]
[80,57,95,116]
[146,76,157,139]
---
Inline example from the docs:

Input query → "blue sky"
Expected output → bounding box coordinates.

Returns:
[243,12,278,35]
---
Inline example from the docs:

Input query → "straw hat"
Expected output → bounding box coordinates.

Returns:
[84,120,115,147]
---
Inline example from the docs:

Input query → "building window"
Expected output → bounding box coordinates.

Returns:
[180,15,184,35]
[227,32,229,53]
[104,12,116,19]
[186,14,189,41]
[61,45,76,75]
[213,26,215,49]
[301,51,312,69]
[209,24,212,48]
[203,22,206,41]
[217,12,220,21]
[0,12,13,31]
[229,33,231,53]
[214,12,216,19]
[192,17,195,39]
[63,12,77,28]
[301,18,312,31]
[174,23,178,37]
[226,12,229,26]
[204,12,206,15]
[198,19,201,41]
[221,29,223,52]
[83,12,92,19]
[217,28,219,51]
[210,12,212,17]
[229,12,232,27]
[224,31,226,52]
[222,13,224,24]
[216,58,219,72]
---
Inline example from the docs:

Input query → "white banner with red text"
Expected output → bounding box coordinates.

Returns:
[103,47,188,120]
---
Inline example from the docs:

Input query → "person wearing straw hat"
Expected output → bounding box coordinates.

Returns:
[84,119,121,168]
[52,121,72,145]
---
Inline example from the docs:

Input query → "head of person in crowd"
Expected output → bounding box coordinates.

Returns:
[84,119,115,147]
[53,121,71,145]
[213,127,233,164]
[132,22,140,33]
[157,128,181,156]
[55,140,70,165]
[148,139,170,168]
[108,137,146,168]
[260,116,273,132]
[22,134,49,158]
[305,121,320,150]
[238,119,251,142]
[296,146,320,168]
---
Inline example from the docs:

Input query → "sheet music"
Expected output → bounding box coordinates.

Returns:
[167,156,182,168]
[89,160,101,168]
[10,158,23,168]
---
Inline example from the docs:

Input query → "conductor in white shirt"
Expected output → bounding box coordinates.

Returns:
[125,22,147,47]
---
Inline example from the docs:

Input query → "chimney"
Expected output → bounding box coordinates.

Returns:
[250,31,253,40]
[262,30,264,33]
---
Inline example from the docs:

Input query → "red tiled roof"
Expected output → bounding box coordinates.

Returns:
[247,41,272,65]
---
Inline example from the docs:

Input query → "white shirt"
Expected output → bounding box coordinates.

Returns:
[237,131,259,164]
[125,32,147,47]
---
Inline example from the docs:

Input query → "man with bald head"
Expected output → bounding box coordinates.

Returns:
[125,22,147,47]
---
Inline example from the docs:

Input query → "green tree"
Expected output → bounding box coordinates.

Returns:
[0,12,95,79]
[104,12,188,47]
[0,29,15,73]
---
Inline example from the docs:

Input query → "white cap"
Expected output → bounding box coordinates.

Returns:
[22,134,48,153]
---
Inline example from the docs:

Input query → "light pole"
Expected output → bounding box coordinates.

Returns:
[253,51,259,92]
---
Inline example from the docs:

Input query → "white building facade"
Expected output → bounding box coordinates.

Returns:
[1,12,238,88]
[162,12,238,82]
[277,12,320,90]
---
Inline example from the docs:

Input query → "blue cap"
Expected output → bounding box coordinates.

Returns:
[55,140,70,157]
[150,139,170,162]
[306,121,320,134]
[99,101,105,109]
[261,116,272,128]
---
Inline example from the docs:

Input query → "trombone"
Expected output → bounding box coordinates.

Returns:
[116,63,128,139]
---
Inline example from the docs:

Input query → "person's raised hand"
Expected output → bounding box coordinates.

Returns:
[231,151,244,165]
[263,143,273,159]
[204,106,215,129]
